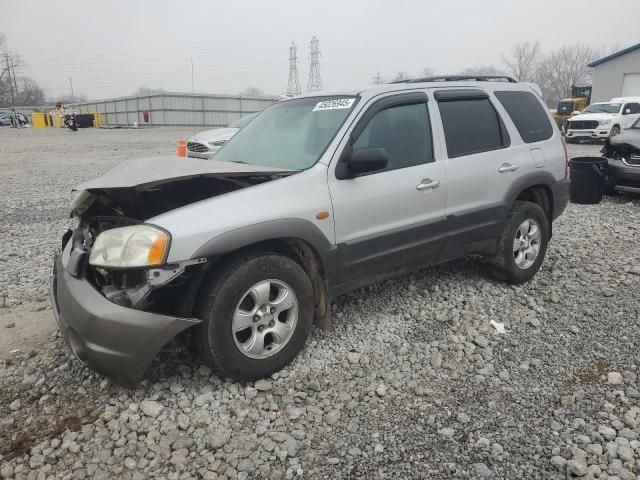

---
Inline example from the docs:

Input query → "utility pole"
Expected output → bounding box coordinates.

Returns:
[3,53,16,104]
[69,77,74,100]
[307,36,322,92]
[286,42,301,96]
[373,71,383,85]
[10,57,19,105]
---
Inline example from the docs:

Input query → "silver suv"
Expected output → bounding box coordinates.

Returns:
[51,76,570,387]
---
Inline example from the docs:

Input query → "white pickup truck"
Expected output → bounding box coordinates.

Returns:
[565,97,640,142]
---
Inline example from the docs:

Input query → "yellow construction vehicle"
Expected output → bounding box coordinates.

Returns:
[552,86,592,130]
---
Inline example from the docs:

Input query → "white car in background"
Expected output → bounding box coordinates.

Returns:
[187,113,258,159]
[565,98,640,143]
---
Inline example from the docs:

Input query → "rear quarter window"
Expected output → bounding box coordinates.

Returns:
[495,90,553,143]
[437,96,509,158]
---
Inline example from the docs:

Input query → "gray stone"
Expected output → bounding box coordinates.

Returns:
[607,372,624,385]
[325,409,341,425]
[206,431,230,450]
[140,400,164,418]
[566,459,587,476]
[254,379,272,391]
[598,425,616,440]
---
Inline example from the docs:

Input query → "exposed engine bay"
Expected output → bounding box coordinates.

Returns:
[602,132,640,165]
[67,157,296,314]
[601,129,640,194]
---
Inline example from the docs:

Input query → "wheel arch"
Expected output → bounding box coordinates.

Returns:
[505,172,556,237]
[190,220,335,330]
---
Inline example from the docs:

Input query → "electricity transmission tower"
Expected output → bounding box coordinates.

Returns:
[307,36,322,92]
[373,71,383,85]
[286,42,301,96]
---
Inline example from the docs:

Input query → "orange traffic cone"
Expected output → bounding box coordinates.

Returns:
[177,139,187,157]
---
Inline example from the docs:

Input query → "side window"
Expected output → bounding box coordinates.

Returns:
[624,103,640,114]
[437,97,509,158]
[352,102,433,171]
[495,90,554,143]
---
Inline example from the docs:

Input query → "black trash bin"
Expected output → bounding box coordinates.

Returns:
[569,157,608,205]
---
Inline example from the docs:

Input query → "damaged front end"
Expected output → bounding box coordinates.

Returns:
[51,156,296,386]
[602,130,640,195]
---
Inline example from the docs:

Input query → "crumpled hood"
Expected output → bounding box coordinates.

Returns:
[74,156,293,191]
[569,112,617,122]
[189,127,238,143]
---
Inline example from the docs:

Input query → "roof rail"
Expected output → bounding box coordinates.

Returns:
[389,75,518,84]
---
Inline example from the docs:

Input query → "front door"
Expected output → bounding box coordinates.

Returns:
[328,92,447,292]
[621,102,640,129]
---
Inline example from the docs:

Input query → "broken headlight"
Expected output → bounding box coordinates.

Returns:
[89,225,169,268]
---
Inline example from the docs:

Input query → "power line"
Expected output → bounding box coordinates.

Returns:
[286,41,301,96]
[307,36,322,92]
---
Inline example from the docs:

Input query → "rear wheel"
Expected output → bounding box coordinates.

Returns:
[195,253,314,381]
[489,201,549,284]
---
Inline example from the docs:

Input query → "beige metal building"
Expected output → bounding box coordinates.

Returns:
[588,42,640,102]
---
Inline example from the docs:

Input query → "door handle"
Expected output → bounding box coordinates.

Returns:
[498,163,519,173]
[416,179,440,190]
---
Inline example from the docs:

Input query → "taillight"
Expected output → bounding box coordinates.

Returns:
[562,139,569,179]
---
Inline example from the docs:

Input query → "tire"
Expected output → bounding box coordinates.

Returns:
[489,201,549,284]
[195,253,314,381]
[609,125,620,138]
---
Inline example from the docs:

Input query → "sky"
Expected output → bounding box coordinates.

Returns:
[1,0,639,101]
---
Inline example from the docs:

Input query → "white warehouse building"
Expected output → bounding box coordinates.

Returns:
[588,42,640,102]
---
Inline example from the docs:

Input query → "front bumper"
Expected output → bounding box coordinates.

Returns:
[566,128,610,140]
[50,249,200,388]
[187,150,218,159]
[605,157,640,194]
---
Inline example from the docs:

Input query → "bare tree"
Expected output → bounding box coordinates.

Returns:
[459,65,506,76]
[501,40,541,81]
[18,77,45,105]
[0,32,45,107]
[535,44,597,107]
[56,94,88,104]
[422,67,436,78]
[392,71,412,82]
[134,86,166,96]
[240,86,265,97]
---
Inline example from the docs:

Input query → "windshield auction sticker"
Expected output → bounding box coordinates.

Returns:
[313,98,356,111]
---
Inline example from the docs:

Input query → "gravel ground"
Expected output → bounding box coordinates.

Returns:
[1,128,640,479]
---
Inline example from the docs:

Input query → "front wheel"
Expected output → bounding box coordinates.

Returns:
[195,253,314,381]
[489,201,549,284]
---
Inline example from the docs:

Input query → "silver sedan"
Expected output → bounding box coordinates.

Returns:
[187,112,258,159]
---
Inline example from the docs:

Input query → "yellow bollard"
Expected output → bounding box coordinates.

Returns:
[31,113,46,129]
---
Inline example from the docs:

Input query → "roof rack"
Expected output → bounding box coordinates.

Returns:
[389,75,518,84]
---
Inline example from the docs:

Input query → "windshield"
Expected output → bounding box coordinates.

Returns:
[557,101,574,115]
[214,96,357,170]
[583,103,621,114]
[229,112,258,129]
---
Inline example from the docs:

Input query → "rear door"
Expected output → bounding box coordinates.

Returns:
[431,89,527,260]
[328,91,447,291]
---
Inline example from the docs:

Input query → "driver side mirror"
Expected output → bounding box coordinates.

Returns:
[340,147,388,178]
[623,108,631,115]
